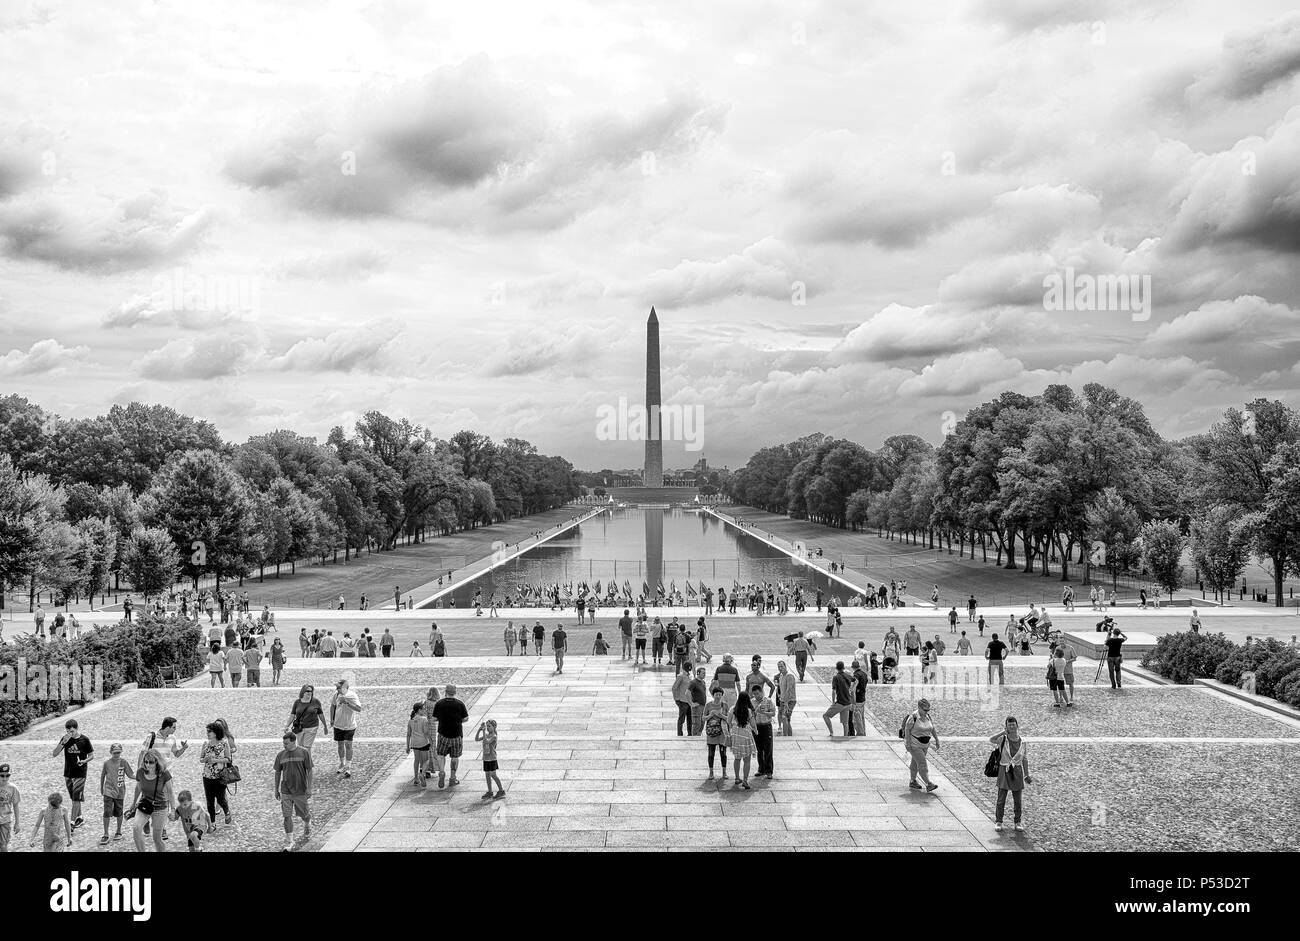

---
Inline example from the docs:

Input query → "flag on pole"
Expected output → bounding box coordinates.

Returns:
[686,583,697,599]
[594,580,602,596]
[641,580,650,598]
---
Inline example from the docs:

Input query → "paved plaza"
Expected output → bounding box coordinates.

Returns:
[5,606,1299,853]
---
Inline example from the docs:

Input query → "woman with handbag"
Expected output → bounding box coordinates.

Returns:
[988,716,1031,832]
[129,749,175,852]
[287,685,328,752]
[901,698,940,792]
[200,722,235,826]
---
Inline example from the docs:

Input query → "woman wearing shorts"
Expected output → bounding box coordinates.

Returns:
[703,688,730,781]
[287,685,328,751]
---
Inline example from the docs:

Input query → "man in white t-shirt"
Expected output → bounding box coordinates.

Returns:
[138,717,188,840]
[330,680,362,777]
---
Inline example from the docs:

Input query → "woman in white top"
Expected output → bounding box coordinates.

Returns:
[990,716,1032,832]
[901,698,940,792]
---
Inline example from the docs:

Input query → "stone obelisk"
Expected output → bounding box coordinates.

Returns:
[643,307,664,487]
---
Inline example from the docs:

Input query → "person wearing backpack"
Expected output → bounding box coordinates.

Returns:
[987,716,1031,832]
[900,698,940,792]
[703,688,730,781]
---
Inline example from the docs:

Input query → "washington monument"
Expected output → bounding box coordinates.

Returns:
[644,307,663,487]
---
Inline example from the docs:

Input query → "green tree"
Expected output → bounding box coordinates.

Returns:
[119,525,181,599]
[1189,506,1252,602]
[1140,519,1185,601]
[1085,488,1142,589]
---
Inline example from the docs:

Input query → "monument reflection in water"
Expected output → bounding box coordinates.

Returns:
[428,507,845,607]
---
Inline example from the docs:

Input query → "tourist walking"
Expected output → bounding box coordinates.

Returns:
[851,658,869,737]
[474,720,505,800]
[432,684,470,789]
[901,699,940,792]
[504,621,516,655]
[274,731,313,850]
[30,793,72,852]
[703,688,729,780]
[989,716,1031,832]
[0,762,19,852]
[173,790,212,852]
[226,643,244,686]
[619,609,634,659]
[673,666,693,736]
[200,722,234,825]
[713,654,741,710]
[986,633,1008,685]
[775,661,796,736]
[592,632,610,654]
[331,679,362,777]
[288,685,328,751]
[270,638,287,685]
[552,623,568,674]
[98,743,132,845]
[52,719,91,832]
[751,685,775,777]
[688,667,708,735]
[728,692,757,788]
[430,625,446,657]
[823,661,854,736]
[244,643,263,687]
[516,621,529,656]
[903,625,922,657]
[128,748,174,852]
[207,643,226,687]
[1189,609,1201,634]
[380,628,395,658]
[532,621,545,656]
[406,701,432,787]
[791,633,812,681]
[883,626,901,663]
[1105,627,1127,689]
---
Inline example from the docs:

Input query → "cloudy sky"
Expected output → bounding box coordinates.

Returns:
[1,0,1298,471]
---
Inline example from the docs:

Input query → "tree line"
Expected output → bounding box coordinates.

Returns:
[723,383,1300,606]
[0,399,579,607]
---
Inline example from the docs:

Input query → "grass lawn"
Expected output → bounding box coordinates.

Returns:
[860,686,1300,740]
[937,741,1300,851]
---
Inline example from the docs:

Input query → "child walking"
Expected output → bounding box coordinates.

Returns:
[475,719,505,800]
[406,701,432,788]
[31,792,73,851]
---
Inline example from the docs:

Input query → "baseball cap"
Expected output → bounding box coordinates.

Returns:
[110,743,123,754]
[0,763,10,774]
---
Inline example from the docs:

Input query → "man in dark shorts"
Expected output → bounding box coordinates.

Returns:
[632,617,649,664]
[431,684,470,789]
[618,609,634,660]
[52,719,92,830]
[274,731,313,851]
[903,625,922,657]
[330,679,362,778]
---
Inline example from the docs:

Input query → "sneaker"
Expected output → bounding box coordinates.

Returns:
[99,835,109,846]
[224,813,233,826]
[438,771,446,789]
[494,790,506,799]
[1014,823,1025,832]
[302,824,312,840]
[925,783,939,792]
[162,830,169,840]
[343,770,352,779]
[335,768,344,775]
[740,781,751,790]
[72,816,84,830]
[1067,702,1074,707]
[909,781,922,790]
[448,777,459,787]
[282,841,294,852]
[994,822,1003,831]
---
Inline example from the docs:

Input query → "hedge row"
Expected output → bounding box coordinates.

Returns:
[0,614,205,739]
[1142,631,1300,709]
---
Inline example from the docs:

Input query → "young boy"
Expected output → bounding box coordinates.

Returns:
[474,719,505,800]
[98,743,133,845]
[172,790,212,852]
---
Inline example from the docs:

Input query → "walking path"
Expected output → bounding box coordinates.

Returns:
[323,656,1024,852]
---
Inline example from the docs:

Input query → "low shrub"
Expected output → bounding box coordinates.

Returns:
[1,612,205,739]
[1275,670,1300,709]
[1255,651,1300,700]
[1141,631,1238,684]
[1214,637,1293,688]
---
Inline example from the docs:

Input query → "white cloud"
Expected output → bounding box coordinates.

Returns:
[0,338,90,375]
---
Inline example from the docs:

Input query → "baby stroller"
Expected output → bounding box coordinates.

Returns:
[881,656,898,684]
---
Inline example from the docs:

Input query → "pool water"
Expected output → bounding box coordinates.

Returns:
[428,507,843,607]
